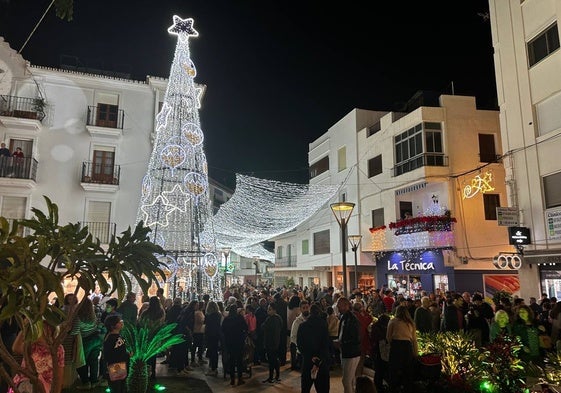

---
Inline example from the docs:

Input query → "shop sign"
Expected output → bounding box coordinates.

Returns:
[387,260,435,271]
[497,207,519,226]
[546,207,561,240]
[377,250,442,273]
[508,226,531,245]
[493,254,522,269]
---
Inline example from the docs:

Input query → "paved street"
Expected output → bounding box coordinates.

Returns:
[155,358,375,393]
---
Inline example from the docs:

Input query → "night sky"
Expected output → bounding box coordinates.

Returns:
[0,0,496,189]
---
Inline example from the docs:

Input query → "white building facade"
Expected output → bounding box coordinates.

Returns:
[489,0,561,300]
[274,94,515,298]
[0,38,231,296]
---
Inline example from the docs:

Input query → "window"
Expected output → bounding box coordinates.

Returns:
[301,239,309,255]
[92,149,115,183]
[367,121,381,137]
[86,201,112,243]
[313,229,330,255]
[0,196,26,236]
[277,246,283,259]
[479,134,497,162]
[544,172,561,208]
[528,22,560,67]
[96,103,119,128]
[400,201,413,220]
[394,122,444,175]
[371,208,384,228]
[536,92,561,136]
[338,147,346,172]
[368,155,382,177]
[483,194,500,220]
[309,156,329,179]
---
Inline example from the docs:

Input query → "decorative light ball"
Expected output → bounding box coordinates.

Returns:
[161,144,186,171]
[182,122,204,146]
[184,172,207,197]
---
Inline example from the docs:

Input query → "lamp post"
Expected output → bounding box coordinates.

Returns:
[330,202,355,297]
[348,235,362,292]
[221,247,231,288]
[253,256,260,286]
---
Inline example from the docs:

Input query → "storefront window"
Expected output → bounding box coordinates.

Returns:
[433,274,449,293]
[541,268,561,298]
[388,274,423,298]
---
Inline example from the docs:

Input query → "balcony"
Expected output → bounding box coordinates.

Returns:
[370,214,457,252]
[80,161,120,192]
[85,105,125,139]
[274,255,297,268]
[0,157,38,189]
[0,95,45,132]
[78,221,116,244]
[392,153,448,177]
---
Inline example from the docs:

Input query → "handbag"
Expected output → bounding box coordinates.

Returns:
[108,361,128,381]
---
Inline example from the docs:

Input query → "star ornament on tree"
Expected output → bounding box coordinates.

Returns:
[168,15,199,40]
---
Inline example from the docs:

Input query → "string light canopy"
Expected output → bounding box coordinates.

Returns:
[136,15,222,300]
[208,174,340,259]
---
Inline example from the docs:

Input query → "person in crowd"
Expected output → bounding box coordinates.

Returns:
[290,299,310,371]
[367,290,386,317]
[138,296,166,379]
[337,297,361,393]
[297,303,331,393]
[465,293,493,347]
[172,300,196,376]
[116,292,138,325]
[204,301,222,377]
[102,315,130,393]
[156,287,167,307]
[0,142,10,157]
[191,301,206,366]
[490,309,512,342]
[386,305,418,393]
[512,304,545,367]
[441,295,463,332]
[262,302,283,384]
[221,303,248,386]
[352,301,373,377]
[273,292,289,366]
[76,297,105,390]
[370,313,390,393]
[162,297,183,366]
[287,291,301,342]
[414,296,433,333]
[326,305,341,368]
[382,290,395,314]
[254,297,268,365]
[550,301,561,345]
[10,320,64,393]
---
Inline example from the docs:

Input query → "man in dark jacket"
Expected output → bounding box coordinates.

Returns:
[262,302,283,383]
[414,296,433,333]
[254,297,268,365]
[221,304,248,386]
[273,291,288,365]
[297,303,331,393]
[336,297,361,393]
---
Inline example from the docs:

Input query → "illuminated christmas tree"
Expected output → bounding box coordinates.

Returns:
[136,15,221,300]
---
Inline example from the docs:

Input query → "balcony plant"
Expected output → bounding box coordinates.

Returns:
[388,211,456,236]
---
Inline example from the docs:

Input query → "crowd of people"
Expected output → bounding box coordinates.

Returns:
[2,282,561,393]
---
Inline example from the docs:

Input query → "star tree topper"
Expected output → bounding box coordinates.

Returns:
[168,15,199,39]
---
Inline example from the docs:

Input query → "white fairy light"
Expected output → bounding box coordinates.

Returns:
[209,174,339,254]
[136,15,222,300]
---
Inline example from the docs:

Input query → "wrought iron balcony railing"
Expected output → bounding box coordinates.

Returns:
[78,221,116,244]
[0,156,38,180]
[81,161,120,185]
[86,105,125,129]
[0,95,45,121]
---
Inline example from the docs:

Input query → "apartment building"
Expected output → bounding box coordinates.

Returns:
[273,93,514,297]
[489,0,561,300]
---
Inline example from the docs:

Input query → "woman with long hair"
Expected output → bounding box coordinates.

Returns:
[138,296,166,379]
[76,297,104,389]
[386,305,418,393]
[204,301,222,376]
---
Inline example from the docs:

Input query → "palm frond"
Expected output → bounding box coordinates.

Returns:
[123,323,185,363]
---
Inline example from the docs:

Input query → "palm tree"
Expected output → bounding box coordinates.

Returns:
[122,323,185,393]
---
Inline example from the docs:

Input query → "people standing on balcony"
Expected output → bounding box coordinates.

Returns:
[0,142,10,176]
[0,142,10,157]
[11,147,24,177]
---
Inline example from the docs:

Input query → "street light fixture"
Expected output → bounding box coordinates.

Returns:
[348,235,362,292]
[253,256,260,286]
[221,247,231,288]
[330,201,355,297]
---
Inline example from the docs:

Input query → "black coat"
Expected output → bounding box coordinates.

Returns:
[221,313,248,352]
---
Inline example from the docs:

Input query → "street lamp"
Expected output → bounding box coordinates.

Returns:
[221,247,231,288]
[348,235,362,292]
[330,201,355,297]
[253,256,260,286]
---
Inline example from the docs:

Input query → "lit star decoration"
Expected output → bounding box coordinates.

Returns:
[155,102,172,131]
[463,171,495,199]
[136,16,221,300]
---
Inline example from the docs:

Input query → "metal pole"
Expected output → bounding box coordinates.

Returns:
[353,246,358,291]
[341,221,348,297]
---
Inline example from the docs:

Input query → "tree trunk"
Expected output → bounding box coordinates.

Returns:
[127,359,149,393]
